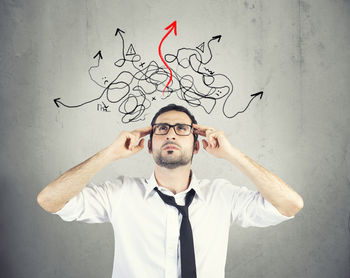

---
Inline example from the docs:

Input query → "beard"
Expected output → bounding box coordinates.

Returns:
[154,143,194,169]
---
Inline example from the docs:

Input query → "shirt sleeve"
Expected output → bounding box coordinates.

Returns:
[229,184,295,228]
[52,176,124,224]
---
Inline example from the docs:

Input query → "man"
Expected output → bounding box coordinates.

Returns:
[37,104,303,278]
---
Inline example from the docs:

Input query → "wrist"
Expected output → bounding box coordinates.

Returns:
[225,145,243,163]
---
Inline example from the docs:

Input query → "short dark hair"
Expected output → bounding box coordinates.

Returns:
[150,104,198,148]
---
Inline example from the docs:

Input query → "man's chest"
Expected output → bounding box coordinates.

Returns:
[110,196,231,251]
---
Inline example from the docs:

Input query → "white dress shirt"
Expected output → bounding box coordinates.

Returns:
[53,171,294,278]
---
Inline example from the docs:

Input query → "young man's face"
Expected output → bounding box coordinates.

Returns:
[148,110,199,169]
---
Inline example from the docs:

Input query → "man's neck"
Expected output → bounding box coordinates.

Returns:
[154,164,192,195]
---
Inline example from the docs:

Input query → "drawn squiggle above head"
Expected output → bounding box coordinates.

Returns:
[53,26,263,124]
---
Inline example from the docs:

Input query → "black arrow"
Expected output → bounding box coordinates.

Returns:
[212,35,222,42]
[102,101,109,109]
[200,35,223,67]
[115,28,125,36]
[223,91,264,118]
[250,91,263,99]
[54,98,61,108]
[53,88,106,108]
[114,27,126,67]
[93,50,103,60]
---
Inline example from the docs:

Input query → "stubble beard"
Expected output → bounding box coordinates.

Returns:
[154,146,194,169]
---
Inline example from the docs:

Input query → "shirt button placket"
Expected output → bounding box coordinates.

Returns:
[165,205,180,278]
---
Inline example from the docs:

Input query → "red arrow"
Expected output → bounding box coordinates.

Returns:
[158,21,177,96]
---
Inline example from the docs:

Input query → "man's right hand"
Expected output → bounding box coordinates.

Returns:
[106,126,152,161]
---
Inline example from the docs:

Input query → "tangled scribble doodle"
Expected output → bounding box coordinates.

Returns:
[54,23,264,124]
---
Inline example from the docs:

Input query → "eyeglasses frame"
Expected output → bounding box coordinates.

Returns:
[151,123,195,136]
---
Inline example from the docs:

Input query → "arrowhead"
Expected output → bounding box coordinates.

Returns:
[115,28,125,36]
[212,35,222,42]
[165,20,177,36]
[93,50,103,60]
[54,98,61,107]
[250,91,264,99]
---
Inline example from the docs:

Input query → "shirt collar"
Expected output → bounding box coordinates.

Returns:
[144,170,205,201]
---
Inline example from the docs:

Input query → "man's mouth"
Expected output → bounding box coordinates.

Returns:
[163,145,179,150]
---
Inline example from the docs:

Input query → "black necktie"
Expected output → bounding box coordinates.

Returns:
[154,187,197,278]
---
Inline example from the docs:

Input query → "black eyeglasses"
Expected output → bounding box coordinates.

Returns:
[152,123,194,136]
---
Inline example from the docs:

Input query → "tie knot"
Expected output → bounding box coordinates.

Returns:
[177,205,188,217]
[154,187,196,217]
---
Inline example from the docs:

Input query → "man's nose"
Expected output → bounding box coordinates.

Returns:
[166,126,177,139]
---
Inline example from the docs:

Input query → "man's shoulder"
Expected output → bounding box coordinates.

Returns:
[198,176,233,187]
[83,176,147,202]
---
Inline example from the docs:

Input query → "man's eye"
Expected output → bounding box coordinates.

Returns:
[158,125,168,130]
[177,125,187,130]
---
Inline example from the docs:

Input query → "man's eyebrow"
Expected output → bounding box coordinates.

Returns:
[154,122,192,125]
[153,122,168,125]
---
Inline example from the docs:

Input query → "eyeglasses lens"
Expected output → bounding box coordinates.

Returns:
[153,124,191,135]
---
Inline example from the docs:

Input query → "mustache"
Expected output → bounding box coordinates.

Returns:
[162,142,181,148]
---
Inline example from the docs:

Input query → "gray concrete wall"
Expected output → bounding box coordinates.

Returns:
[1,0,349,277]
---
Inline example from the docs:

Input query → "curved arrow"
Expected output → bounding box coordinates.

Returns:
[223,91,264,118]
[158,20,177,96]
[88,50,105,88]
[114,27,126,67]
[205,35,221,65]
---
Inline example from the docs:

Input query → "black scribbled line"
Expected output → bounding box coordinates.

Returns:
[54,28,264,123]
[204,67,215,75]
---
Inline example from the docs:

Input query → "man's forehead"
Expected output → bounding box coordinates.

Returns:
[155,110,192,124]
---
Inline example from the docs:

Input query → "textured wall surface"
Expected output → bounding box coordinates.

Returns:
[1,0,349,277]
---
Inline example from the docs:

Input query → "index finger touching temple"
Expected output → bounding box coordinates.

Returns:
[192,124,215,136]
[135,126,153,138]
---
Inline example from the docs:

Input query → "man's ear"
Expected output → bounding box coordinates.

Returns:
[193,140,200,154]
[148,139,152,154]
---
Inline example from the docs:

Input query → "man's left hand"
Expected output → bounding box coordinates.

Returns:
[193,124,234,160]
